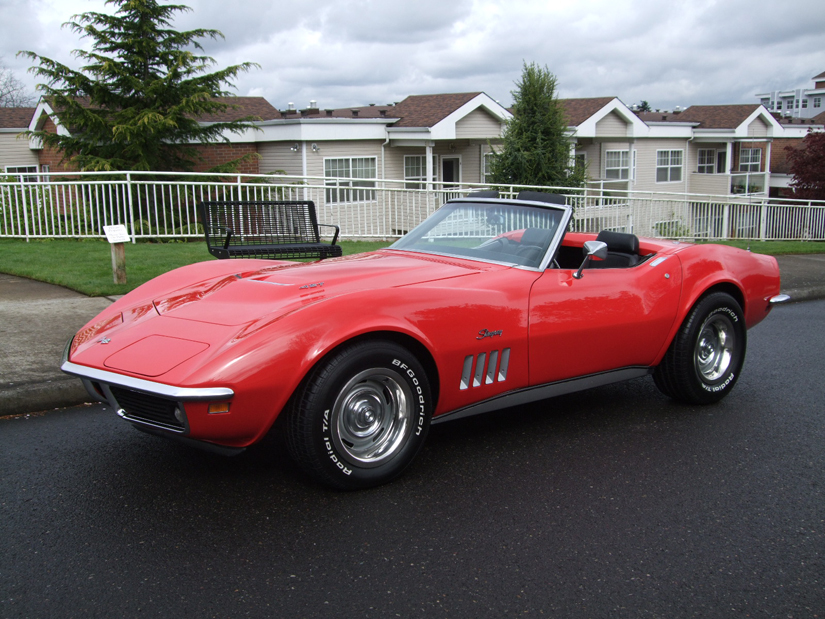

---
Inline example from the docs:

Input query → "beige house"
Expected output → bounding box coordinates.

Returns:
[9,91,823,203]
[248,92,510,190]
[0,107,38,178]
[566,98,822,198]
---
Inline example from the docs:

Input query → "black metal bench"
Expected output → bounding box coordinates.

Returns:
[198,200,343,261]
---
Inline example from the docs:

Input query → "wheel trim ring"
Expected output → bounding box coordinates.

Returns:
[331,368,413,468]
[694,314,735,382]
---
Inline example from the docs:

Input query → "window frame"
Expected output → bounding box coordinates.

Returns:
[739,148,762,173]
[4,165,39,182]
[697,149,717,174]
[604,149,630,180]
[655,149,683,183]
[324,156,377,203]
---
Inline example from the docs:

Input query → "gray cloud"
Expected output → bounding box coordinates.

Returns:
[3,0,824,112]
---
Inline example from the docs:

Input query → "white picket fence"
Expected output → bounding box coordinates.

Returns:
[1,171,824,242]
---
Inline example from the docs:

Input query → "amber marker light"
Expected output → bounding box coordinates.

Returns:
[207,402,231,414]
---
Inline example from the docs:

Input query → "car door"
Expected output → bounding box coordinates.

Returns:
[527,257,682,386]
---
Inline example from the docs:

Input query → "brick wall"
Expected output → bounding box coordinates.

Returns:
[188,143,260,174]
[771,137,805,175]
[36,117,78,173]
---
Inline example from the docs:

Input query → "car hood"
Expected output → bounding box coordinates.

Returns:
[153,250,488,326]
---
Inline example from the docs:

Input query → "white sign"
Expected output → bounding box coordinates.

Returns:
[103,225,130,244]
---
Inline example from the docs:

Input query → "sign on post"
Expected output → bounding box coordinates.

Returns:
[103,225,129,284]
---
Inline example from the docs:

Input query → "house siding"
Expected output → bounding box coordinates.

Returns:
[633,139,689,193]
[258,143,305,176]
[747,117,769,138]
[0,133,39,171]
[455,109,502,139]
[595,112,629,138]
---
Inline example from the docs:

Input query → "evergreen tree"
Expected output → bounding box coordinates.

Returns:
[20,0,258,172]
[489,62,585,189]
[787,130,825,201]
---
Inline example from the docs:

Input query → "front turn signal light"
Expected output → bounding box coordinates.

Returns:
[207,402,231,415]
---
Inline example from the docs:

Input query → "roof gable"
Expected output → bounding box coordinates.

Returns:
[559,97,616,126]
[391,92,484,128]
[562,97,649,138]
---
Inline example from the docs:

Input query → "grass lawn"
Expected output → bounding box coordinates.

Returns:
[0,238,393,296]
[0,237,822,297]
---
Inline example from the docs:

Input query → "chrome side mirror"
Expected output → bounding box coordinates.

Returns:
[574,240,608,279]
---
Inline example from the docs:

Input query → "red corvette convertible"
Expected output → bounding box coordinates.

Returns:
[62,192,787,489]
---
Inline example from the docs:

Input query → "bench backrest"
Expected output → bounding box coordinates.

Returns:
[199,201,322,248]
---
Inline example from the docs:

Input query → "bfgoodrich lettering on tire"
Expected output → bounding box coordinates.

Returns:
[285,340,432,490]
[654,292,747,405]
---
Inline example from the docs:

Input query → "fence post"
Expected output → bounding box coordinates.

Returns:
[722,203,730,240]
[126,173,136,243]
[21,182,30,242]
[759,200,767,241]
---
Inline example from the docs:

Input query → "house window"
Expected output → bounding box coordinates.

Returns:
[698,149,716,174]
[815,97,822,108]
[605,150,629,179]
[656,150,683,182]
[776,101,783,110]
[802,99,808,109]
[739,148,761,172]
[405,155,437,189]
[324,157,377,203]
[482,152,495,183]
[4,166,39,182]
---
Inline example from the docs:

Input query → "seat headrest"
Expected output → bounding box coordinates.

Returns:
[596,230,639,254]
[516,191,566,205]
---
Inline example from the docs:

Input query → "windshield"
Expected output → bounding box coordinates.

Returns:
[390,200,568,268]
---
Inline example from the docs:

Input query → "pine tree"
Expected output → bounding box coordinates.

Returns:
[489,62,585,189]
[20,0,258,172]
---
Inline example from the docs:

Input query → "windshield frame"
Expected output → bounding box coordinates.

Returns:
[388,197,573,271]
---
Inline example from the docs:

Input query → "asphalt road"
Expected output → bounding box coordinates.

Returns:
[2,301,824,618]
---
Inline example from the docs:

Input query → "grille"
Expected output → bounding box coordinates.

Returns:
[110,386,185,432]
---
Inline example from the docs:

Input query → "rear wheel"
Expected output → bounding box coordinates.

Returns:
[654,292,746,405]
[285,340,432,489]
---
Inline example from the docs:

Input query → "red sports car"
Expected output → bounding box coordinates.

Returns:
[62,192,787,489]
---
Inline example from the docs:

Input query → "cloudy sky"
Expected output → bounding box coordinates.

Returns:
[2,0,825,111]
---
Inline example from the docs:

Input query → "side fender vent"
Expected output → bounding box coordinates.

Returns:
[460,348,510,390]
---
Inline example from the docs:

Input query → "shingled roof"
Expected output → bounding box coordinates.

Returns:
[671,104,762,129]
[195,97,281,122]
[557,97,616,126]
[38,96,280,124]
[390,92,484,128]
[0,107,37,129]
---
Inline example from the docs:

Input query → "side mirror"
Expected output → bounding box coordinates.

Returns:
[574,240,608,279]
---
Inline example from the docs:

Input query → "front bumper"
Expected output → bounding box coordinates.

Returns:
[61,338,235,436]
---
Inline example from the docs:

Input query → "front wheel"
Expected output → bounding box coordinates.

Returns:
[654,292,747,405]
[285,340,432,489]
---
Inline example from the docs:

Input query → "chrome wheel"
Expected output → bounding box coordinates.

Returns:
[653,292,747,405]
[332,368,413,468]
[695,314,735,382]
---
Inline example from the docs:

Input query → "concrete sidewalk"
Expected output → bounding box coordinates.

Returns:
[1,254,823,417]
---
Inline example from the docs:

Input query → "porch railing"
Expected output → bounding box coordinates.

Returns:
[1,171,824,242]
